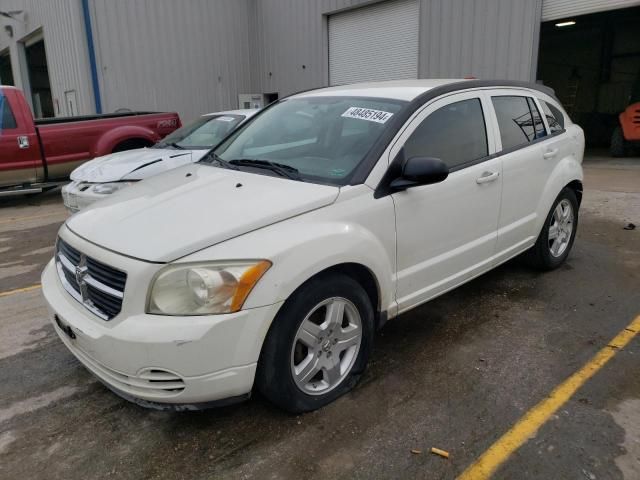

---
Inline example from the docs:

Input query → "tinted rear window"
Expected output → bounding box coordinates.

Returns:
[541,101,565,133]
[492,96,541,151]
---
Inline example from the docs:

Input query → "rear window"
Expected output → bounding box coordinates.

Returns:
[541,101,565,133]
[492,96,542,151]
[0,96,18,130]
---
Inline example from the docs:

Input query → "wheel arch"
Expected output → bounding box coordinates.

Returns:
[298,262,384,328]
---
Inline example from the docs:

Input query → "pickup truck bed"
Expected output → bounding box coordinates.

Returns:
[0,86,181,195]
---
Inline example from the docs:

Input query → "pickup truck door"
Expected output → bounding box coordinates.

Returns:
[391,91,502,313]
[0,89,42,187]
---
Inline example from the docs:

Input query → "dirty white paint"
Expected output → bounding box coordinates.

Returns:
[611,399,640,479]
[0,386,80,424]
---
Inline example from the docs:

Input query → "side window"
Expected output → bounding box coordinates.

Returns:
[527,98,547,140]
[541,100,565,133]
[0,96,18,130]
[403,98,488,170]
[491,96,539,150]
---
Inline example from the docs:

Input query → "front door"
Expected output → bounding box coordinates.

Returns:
[0,89,40,187]
[392,91,502,313]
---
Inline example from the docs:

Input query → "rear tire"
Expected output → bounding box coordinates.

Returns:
[256,272,374,413]
[610,126,627,158]
[524,188,579,271]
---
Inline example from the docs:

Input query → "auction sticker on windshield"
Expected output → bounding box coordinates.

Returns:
[341,107,394,124]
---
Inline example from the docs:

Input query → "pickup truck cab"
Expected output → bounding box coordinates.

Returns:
[62,109,257,212]
[42,79,584,413]
[0,86,180,196]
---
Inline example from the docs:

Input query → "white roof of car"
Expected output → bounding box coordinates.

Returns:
[292,79,471,102]
[203,108,259,118]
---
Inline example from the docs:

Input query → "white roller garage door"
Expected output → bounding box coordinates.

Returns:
[328,0,419,86]
[542,0,640,21]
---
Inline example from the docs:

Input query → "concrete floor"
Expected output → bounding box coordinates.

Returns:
[0,151,638,479]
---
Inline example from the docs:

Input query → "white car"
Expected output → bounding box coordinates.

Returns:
[42,79,584,412]
[61,109,258,212]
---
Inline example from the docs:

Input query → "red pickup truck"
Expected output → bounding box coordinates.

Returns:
[0,86,181,195]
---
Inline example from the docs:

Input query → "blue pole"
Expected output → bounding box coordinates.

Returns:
[81,0,102,113]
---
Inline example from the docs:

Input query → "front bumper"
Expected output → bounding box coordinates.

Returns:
[42,259,283,406]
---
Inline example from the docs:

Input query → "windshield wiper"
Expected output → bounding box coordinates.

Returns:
[228,159,303,181]
[200,152,238,170]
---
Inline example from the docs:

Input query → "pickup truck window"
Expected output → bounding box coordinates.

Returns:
[156,114,243,150]
[212,96,406,185]
[0,96,17,129]
[403,98,488,170]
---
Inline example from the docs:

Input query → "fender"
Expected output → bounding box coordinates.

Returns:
[533,149,584,236]
[180,215,397,316]
[93,125,160,156]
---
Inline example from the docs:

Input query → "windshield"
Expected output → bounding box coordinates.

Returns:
[209,96,406,185]
[156,114,245,149]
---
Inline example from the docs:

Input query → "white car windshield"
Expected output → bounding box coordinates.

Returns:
[156,114,244,150]
[208,96,407,185]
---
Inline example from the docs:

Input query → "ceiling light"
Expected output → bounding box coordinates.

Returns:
[555,21,576,27]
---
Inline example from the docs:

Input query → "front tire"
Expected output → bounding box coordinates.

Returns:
[256,272,374,413]
[524,188,579,271]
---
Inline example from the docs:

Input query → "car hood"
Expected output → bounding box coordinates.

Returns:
[70,148,211,183]
[66,164,340,262]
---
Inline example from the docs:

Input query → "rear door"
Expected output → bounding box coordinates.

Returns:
[487,91,551,260]
[392,91,502,313]
[0,89,41,187]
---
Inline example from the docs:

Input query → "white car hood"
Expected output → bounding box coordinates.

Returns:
[66,164,340,262]
[70,148,211,183]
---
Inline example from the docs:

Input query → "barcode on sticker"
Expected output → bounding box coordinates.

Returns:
[341,107,394,124]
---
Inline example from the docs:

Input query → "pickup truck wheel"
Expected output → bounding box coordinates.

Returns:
[610,126,627,157]
[524,188,578,271]
[256,273,374,413]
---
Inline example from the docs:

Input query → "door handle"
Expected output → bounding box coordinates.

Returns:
[17,136,30,149]
[476,171,500,184]
[543,148,558,159]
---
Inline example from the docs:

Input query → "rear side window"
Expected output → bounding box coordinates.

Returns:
[0,96,18,130]
[492,96,546,151]
[403,98,488,170]
[527,98,547,140]
[541,101,565,133]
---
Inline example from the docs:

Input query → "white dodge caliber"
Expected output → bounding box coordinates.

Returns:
[42,80,584,412]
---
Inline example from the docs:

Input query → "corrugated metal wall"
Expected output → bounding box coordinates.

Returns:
[251,0,543,98]
[89,0,254,122]
[250,0,376,96]
[542,0,640,21]
[0,0,95,116]
[419,0,543,81]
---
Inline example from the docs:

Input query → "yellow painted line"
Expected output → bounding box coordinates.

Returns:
[0,284,42,298]
[0,212,65,225]
[458,314,640,480]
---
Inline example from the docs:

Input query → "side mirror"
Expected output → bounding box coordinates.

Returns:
[390,156,449,191]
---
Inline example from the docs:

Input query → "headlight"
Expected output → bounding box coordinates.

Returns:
[91,182,133,195]
[147,260,271,315]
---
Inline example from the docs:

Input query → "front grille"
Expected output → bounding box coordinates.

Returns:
[55,238,127,320]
